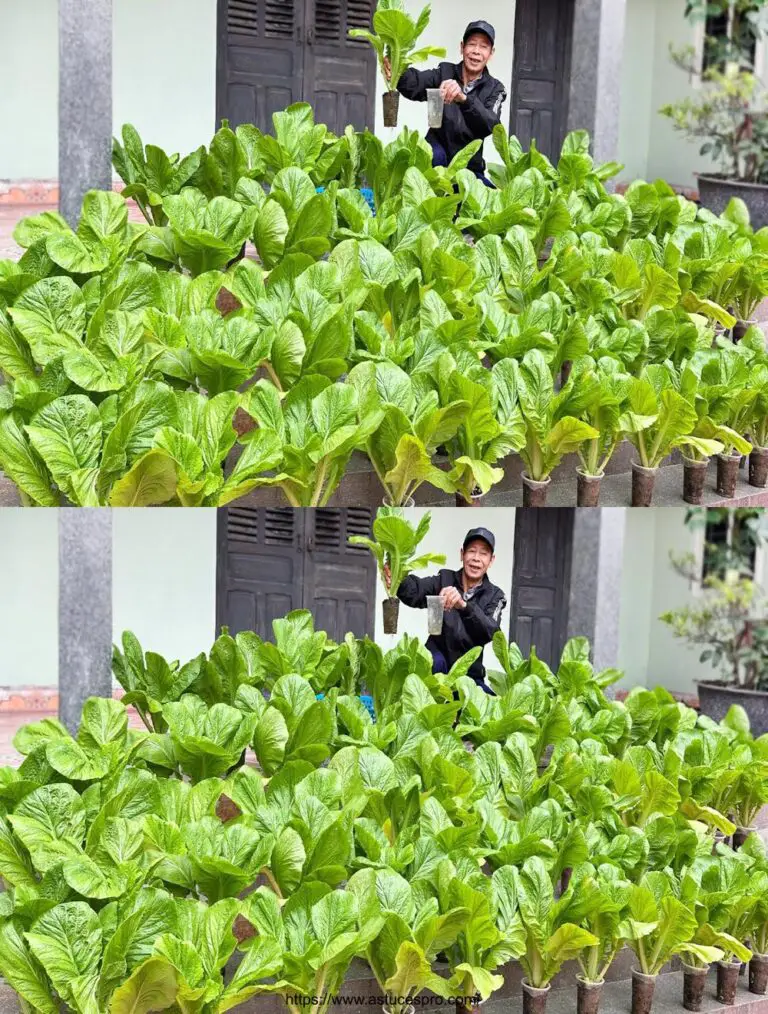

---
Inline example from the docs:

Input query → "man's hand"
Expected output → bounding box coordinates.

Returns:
[440,80,466,104]
[440,586,466,611]
[383,56,392,83]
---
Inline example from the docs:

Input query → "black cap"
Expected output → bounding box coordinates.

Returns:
[463,20,495,45]
[463,527,495,553]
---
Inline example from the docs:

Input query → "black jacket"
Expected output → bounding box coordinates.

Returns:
[397,569,507,684]
[397,62,507,175]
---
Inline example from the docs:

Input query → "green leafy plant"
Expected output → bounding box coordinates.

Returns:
[348,2,446,96]
[348,507,445,598]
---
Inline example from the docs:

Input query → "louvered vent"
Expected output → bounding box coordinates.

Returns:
[315,509,343,549]
[265,0,295,37]
[347,507,373,551]
[316,0,342,42]
[227,0,260,37]
[347,0,373,41]
[227,507,260,543]
[263,509,296,544]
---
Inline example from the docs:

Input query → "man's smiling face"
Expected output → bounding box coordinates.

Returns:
[461,538,494,581]
[461,32,494,75]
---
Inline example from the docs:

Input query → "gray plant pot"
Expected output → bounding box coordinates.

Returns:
[697,174,768,230]
[697,680,768,736]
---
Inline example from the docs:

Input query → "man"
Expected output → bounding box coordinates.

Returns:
[385,20,506,185]
[388,527,507,691]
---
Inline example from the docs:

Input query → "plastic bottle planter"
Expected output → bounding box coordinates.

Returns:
[382,597,400,634]
[631,969,656,1014]
[631,463,657,508]
[576,470,603,508]
[682,457,708,505]
[682,963,708,1011]
[716,452,742,499]
[750,953,768,995]
[576,977,603,1014]
[750,447,768,488]
[383,90,400,127]
[521,980,550,1014]
[522,473,551,507]
[716,959,742,1005]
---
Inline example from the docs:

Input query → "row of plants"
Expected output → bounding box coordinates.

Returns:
[2,108,768,506]
[0,610,767,1014]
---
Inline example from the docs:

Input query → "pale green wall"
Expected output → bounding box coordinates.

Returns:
[618,0,720,188]
[616,509,656,690]
[0,510,216,687]
[111,509,217,664]
[373,508,516,674]
[0,512,58,687]
[618,0,657,181]
[0,0,217,180]
[0,0,58,179]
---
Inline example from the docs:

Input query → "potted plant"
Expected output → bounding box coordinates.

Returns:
[558,865,632,1014]
[660,52,768,228]
[660,569,768,735]
[348,507,445,634]
[509,351,598,507]
[347,361,469,507]
[621,372,721,507]
[699,350,755,498]
[620,876,716,1014]
[569,358,631,507]
[349,1,446,128]
[502,858,599,1014]
[740,835,768,994]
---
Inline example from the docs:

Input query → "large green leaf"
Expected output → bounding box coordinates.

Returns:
[9,277,86,365]
[108,449,178,507]
[25,396,102,495]
[108,956,178,1014]
[0,918,59,1014]
[25,902,101,1007]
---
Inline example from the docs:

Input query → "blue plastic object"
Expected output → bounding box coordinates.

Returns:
[316,692,376,722]
[315,186,376,216]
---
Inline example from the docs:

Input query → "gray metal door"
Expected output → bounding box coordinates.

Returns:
[217,0,376,134]
[216,507,376,640]
[510,508,574,668]
[510,0,574,160]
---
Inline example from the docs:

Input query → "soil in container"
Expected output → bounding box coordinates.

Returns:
[750,953,768,994]
[521,979,550,1014]
[750,447,768,488]
[716,452,741,498]
[522,473,551,507]
[716,959,741,1004]
[683,457,708,505]
[577,470,602,507]
[576,977,603,1014]
[631,969,656,1014]
[733,826,756,850]
[216,286,243,316]
[682,964,708,1011]
[382,91,400,127]
[733,319,758,342]
[631,462,657,508]
[382,597,399,635]
[456,486,484,507]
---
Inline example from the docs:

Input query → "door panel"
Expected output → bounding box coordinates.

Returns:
[510,508,573,668]
[216,507,303,638]
[303,508,376,641]
[216,508,376,642]
[304,0,377,134]
[217,0,306,131]
[510,0,574,159]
